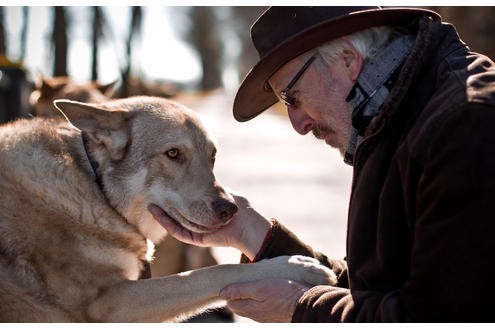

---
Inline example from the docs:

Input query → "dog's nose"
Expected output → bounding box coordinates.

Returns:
[212,199,238,222]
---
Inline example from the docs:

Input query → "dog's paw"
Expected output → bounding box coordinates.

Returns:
[260,255,337,287]
[288,255,338,286]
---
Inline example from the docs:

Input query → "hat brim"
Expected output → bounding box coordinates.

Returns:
[233,7,440,122]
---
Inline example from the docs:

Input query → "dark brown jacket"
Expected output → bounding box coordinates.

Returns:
[250,16,495,322]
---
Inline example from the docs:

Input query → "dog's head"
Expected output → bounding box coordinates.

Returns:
[30,76,116,118]
[54,96,237,243]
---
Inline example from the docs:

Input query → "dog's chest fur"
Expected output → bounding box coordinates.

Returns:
[0,118,150,320]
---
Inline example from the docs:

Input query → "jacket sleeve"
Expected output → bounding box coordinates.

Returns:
[239,219,351,322]
[293,105,495,322]
[240,219,349,287]
[245,104,495,322]
[394,105,495,321]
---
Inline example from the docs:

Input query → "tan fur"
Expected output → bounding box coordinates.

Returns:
[0,96,336,322]
[29,76,222,276]
[29,76,116,118]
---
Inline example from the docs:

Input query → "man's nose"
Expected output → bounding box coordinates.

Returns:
[288,108,314,135]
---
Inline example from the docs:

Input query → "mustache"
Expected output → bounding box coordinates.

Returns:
[312,124,333,139]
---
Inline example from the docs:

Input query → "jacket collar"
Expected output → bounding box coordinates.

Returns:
[364,16,465,138]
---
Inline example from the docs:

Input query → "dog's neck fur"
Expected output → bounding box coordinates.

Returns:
[81,131,102,187]
[80,130,152,279]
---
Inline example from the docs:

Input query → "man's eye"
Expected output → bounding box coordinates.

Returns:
[165,148,180,160]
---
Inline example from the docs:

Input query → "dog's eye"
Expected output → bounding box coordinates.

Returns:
[165,148,180,160]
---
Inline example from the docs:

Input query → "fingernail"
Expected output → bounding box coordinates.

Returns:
[219,288,228,299]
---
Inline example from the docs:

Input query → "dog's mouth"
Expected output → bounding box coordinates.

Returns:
[158,206,218,233]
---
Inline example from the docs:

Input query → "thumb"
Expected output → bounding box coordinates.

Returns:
[147,203,194,243]
[219,281,264,301]
[148,204,174,229]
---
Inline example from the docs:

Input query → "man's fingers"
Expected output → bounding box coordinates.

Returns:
[219,281,266,301]
[231,193,250,208]
[147,204,168,223]
[220,279,307,322]
[225,299,262,319]
[147,204,193,241]
[148,204,177,231]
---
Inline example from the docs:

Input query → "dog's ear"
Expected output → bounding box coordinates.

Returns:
[54,99,130,161]
[53,99,129,131]
[96,80,118,98]
[39,76,66,96]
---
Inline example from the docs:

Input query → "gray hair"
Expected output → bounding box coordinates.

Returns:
[315,26,396,64]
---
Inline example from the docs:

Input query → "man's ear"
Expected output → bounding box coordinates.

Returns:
[54,99,130,161]
[341,38,364,82]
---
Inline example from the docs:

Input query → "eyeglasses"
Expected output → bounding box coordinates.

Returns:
[279,55,317,108]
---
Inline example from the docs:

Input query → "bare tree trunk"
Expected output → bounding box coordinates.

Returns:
[19,7,29,63]
[190,7,222,90]
[0,8,6,56]
[52,6,68,76]
[231,7,267,82]
[91,7,103,81]
[120,6,142,97]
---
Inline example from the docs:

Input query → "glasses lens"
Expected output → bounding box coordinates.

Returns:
[280,89,295,107]
[278,55,316,108]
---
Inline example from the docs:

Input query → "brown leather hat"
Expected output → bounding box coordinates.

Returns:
[233,6,441,122]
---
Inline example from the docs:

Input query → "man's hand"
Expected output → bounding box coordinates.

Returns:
[148,193,272,260]
[148,203,241,247]
[219,278,309,322]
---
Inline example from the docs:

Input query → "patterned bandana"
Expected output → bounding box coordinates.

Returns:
[343,34,416,165]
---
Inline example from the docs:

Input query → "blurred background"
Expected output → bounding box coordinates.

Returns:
[1,6,494,323]
[2,6,495,120]
[1,6,270,120]
[1,6,495,121]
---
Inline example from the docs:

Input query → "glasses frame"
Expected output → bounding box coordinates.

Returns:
[279,55,317,108]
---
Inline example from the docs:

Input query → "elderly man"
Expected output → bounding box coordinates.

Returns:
[149,6,495,322]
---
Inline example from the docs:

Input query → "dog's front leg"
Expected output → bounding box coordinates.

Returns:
[87,255,336,322]
[87,273,220,322]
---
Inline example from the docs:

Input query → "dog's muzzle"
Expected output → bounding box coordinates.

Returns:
[212,198,238,223]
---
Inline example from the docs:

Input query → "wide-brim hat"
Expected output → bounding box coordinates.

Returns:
[233,6,441,122]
